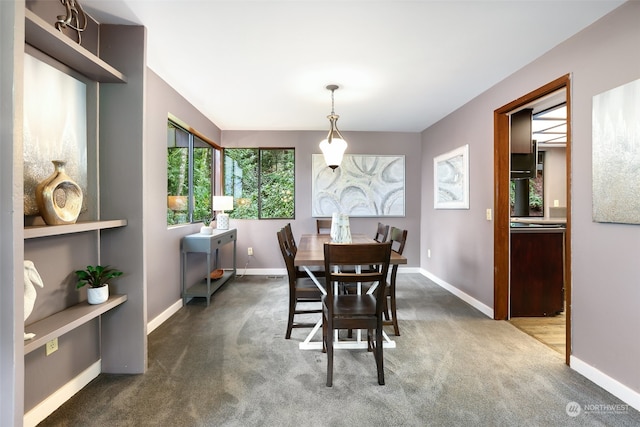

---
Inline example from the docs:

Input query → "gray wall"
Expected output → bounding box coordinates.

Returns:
[421,1,640,396]
[221,130,422,272]
[145,70,222,322]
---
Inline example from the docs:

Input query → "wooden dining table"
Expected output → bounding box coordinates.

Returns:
[293,233,407,350]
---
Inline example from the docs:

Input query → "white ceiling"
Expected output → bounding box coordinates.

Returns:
[81,0,624,132]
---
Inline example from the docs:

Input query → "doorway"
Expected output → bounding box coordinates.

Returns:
[493,75,572,365]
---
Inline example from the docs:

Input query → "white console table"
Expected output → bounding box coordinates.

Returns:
[181,229,237,306]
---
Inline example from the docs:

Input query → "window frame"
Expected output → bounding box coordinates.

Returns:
[167,115,222,226]
[223,147,295,220]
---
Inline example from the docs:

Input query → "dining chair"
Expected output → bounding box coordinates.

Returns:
[374,222,390,242]
[283,223,325,278]
[316,218,332,234]
[277,228,323,339]
[322,241,392,386]
[383,227,408,336]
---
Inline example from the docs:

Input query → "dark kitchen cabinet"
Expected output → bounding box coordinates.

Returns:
[510,228,565,317]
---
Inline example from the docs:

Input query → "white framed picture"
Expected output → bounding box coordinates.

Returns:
[434,144,469,209]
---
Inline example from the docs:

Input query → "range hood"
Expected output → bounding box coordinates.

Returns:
[510,108,537,179]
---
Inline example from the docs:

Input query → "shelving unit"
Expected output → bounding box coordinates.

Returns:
[24,9,126,83]
[24,219,127,239]
[17,3,145,424]
[24,295,127,355]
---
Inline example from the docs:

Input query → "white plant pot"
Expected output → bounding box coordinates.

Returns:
[200,226,213,235]
[87,284,109,305]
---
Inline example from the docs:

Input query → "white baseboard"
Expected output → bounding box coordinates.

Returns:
[420,268,494,318]
[570,356,640,412]
[236,268,286,276]
[23,360,101,427]
[147,299,183,334]
[237,267,421,276]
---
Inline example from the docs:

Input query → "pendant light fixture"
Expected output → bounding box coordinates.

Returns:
[319,84,348,170]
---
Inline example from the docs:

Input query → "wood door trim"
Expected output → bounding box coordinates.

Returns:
[493,74,572,365]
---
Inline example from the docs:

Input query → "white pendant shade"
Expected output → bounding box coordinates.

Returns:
[319,84,348,170]
[319,136,347,170]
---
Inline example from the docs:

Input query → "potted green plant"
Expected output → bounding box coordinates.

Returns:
[75,265,123,304]
[200,217,214,235]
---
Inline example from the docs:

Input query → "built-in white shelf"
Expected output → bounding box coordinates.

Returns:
[24,294,127,355]
[24,219,127,239]
[24,8,127,83]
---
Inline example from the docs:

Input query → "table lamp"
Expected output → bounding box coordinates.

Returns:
[212,196,234,229]
[167,195,188,212]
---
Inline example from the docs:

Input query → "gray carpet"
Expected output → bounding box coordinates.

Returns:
[40,274,640,426]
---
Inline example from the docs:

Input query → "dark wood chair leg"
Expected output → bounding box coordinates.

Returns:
[376,325,385,385]
[326,317,334,387]
[390,290,400,336]
[286,296,295,339]
[383,294,391,321]
[322,312,327,353]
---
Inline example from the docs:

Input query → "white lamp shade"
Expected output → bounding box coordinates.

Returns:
[212,196,234,212]
[319,137,347,169]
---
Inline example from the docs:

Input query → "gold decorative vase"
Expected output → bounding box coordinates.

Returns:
[35,160,83,225]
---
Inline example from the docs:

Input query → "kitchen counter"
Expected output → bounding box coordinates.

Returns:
[510,216,566,225]
[511,217,566,233]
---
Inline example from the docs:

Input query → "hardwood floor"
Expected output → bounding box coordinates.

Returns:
[509,311,565,356]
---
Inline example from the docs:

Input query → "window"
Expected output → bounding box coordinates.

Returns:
[224,148,295,219]
[167,120,219,225]
[510,153,544,217]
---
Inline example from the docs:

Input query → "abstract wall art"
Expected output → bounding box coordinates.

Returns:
[592,78,640,224]
[312,154,405,217]
[23,53,88,217]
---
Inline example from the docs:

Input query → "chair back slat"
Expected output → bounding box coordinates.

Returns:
[277,229,297,280]
[389,227,408,255]
[374,222,390,242]
[283,223,297,255]
[316,219,332,234]
[323,242,392,311]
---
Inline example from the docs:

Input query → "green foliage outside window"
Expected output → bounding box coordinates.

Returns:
[224,148,294,219]
[192,146,213,223]
[510,171,544,217]
[167,122,214,225]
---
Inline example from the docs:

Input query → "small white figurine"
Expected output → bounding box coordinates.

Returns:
[24,260,44,340]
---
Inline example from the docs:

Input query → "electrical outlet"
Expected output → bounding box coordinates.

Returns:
[427,249,431,258]
[247,247,253,256]
[46,338,58,356]
[486,208,492,221]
